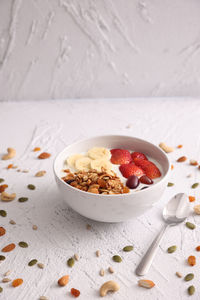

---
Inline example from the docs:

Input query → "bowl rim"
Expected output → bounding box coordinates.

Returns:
[53,134,171,197]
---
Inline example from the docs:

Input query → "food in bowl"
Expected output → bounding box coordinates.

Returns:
[61,147,162,195]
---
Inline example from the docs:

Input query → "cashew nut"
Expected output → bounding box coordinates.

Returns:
[2,148,16,160]
[159,142,174,153]
[1,192,16,202]
[99,280,120,297]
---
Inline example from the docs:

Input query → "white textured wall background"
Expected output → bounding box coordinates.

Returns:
[0,0,200,101]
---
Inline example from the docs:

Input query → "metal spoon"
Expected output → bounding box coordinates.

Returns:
[136,193,190,276]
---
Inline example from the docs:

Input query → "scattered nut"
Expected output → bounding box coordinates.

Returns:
[1,192,16,202]
[100,268,105,277]
[96,250,100,257]
[194,205,200,215]
[74,253,79,261]
[159,142,174,153]
[177,156,187,162]
[4,270,11,277]
[190,159,198,166]
[108,266,114,274]
[39,297,48,300]
[138,279,155,289]
[32,225,38,230]
[2,148,16,160]
[2,278,11,283]
[9,220,16,225]
[176,271,182,278]
[22,170,29,173]
[37,263,45,269]
[177,144,183,148]
[35,171,46,177]
[86,224,91,230]
[99,280,120,297]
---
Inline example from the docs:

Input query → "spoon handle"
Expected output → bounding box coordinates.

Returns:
[136,223,169,276]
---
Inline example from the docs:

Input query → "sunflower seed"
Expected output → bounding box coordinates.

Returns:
[99,268,104,276]
[2,278,11,283]
[4,270,11,277]
[74,253,79,261]
[108,266,114,274]
[175,271,182,278]
[96,250,100,257]
[37,263,45,269]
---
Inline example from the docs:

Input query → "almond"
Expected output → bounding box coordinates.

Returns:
[38,152,51,159]
[0,227,6,236]
[138,279,155,289]
[2,243,16,252]
[58,275,69,286]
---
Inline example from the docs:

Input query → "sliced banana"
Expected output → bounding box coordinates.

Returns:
[75,157,92,171]
[91,158,112,172]
[88,147,111,160]
[66,154,83,168]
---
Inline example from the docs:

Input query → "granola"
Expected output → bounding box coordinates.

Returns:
[62,168,130,195]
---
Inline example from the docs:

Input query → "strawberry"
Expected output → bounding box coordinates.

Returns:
[134,159,161,179]
[131,152,148,161]
[119,163,144,178]
[111,149,132,165]
[110,149,121,154]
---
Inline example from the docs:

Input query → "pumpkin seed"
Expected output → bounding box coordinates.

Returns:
[28,259,38,266]
[0,287,2,293]
[67,257,75,267]
[167,182,174,187]
[18,241,28,248]
[191,183,199,189]
[186,222,196,230]
[0,179,4,183]
[188,285,195,295]
[0,255,5,261]
[184,273,194,281]
[112,255,122,263]
[167,245,177,253]
[27,184,35,190]
[18,197,28,203]
[0,210,7,217]
[123,245,134,252]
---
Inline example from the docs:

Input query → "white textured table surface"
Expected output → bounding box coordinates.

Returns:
[1,98,200,300]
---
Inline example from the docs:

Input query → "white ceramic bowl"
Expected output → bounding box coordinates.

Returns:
[54,135,170,223]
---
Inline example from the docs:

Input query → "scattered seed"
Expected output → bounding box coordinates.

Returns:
[171,165,174,170]
[33,147,41,152]
[18,197,28,203]
[18,241,28,248]
[27,184,35,190]
[190,160,198,166]
[12,165,18,169]
[38,152,51,159]
[28,259,38,266]
[12,278,23,287]
[108,266,114,274]
[71,288,80,297]
[86,224,91,230]
[17,169,21,172]
[0,210,7,217]
[177,144,183,148]
[7,164,13,169]
[175,271,182,278]
[188,285,195,295]
[37,263,45,269]
[96,250,100,257]
[186,222,196,230]
[4,270,11,276]
[123,245,134,252]
[138,279,155,289]
[22,170,29,173]
[0,227,6,236]
[191,183,199,189]
[112,255,122,263]
[194,205,200,215]
[167,182,174,187]
[187,174,192,178]
[32,225,38,230]
[35,170,46,177]
[2,278,11,283]
[100,268,105,276]
[0,287,2,292]
[177,156,187,162]
[58,275,69,286]
[0,179,4,183]
[0,255,5,261]
[184,273,194,281]
[67,257,75,267]
[74,254,79,261]
[189,196,195,202]
[167,245,177,253]
[39,297,48,300]
[2,243,16,252]
[188,256,196,266]
[9,220,16,225]
[196,245,200,251]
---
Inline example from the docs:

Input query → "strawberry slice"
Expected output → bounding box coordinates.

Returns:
[131,152,148,161]
[119,163,144,178]
[111,149,132,165]
[110,148,121,154]
[134,158,161,179]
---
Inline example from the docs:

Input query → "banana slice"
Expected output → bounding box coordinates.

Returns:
[66,154,83,168]
[91,158,112,172]
[75,157,92,171]
[88,147,111,160]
